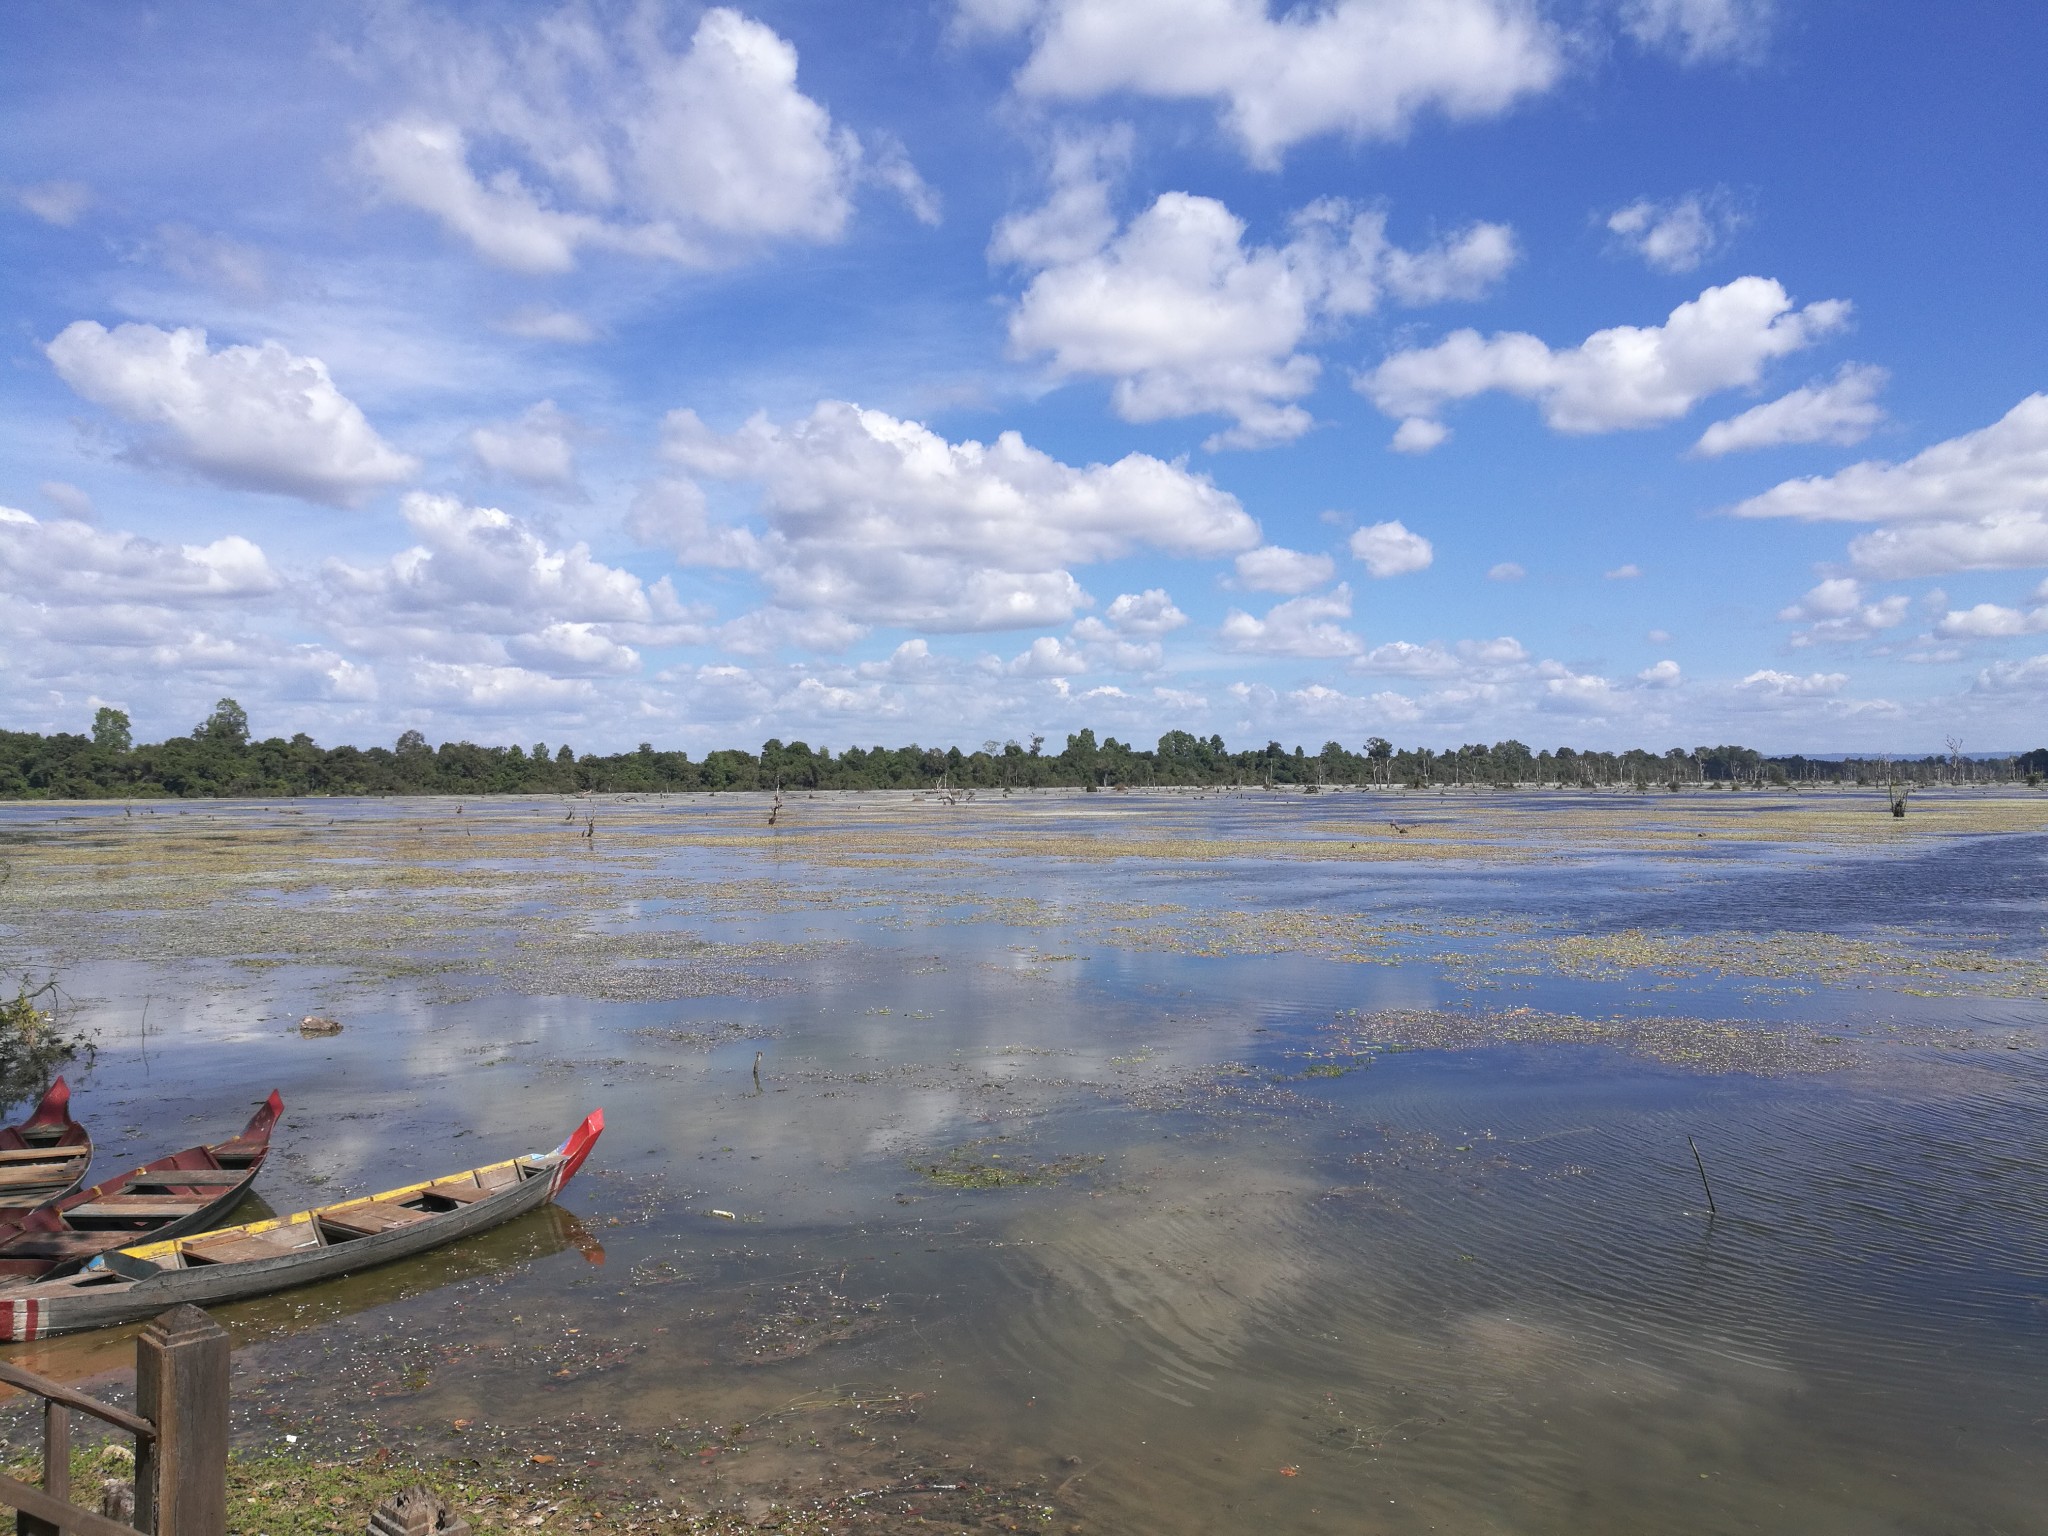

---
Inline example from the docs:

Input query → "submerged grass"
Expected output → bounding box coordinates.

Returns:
[914,1137,1105,1189]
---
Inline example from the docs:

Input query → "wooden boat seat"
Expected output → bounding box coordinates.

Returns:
[126,1169,245,1188]
[66,1197,211,1221]
[423,1179,493,1205]
[181,1225,321,1266]
[0,1163,82,1186]
[319,1200,433,1237]
[0,1148,84,1164]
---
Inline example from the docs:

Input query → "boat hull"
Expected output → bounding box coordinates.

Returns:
[0,1091,283,1283]
[0,1108,602,1340]
[13,1173,556,1338]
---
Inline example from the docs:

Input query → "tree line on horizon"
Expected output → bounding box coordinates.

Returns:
[2,700,2043,800]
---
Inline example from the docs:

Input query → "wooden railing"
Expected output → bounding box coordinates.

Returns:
[0,1306,226,1536]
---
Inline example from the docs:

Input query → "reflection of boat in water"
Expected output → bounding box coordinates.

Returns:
[0,1200,604,1386]
[0,1079,93,1213]
[0,1110,601,1340]
[0,1092,282,1293]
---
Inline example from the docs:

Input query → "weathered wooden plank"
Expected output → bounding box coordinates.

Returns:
[180,1230,314,1266]
[319,1200,431,1237]
[0,1363,156,1439]
[0,1166,80,1187]
[0,1237,121,1261]
[124,1171,244,1188]
[0,1471,140,1536]
[65,1200,209,1221]
[15,1398,69,1536]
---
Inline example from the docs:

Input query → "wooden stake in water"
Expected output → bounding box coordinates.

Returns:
[1688,1134,1718,1216]
[753,1050,764,1092]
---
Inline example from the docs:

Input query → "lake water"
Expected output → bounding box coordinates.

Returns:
[1,787,2045,1533]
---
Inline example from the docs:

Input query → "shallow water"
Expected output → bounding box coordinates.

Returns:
[1,787,2046,1532]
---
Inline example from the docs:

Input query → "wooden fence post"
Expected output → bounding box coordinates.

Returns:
[135,1306,228,1536]
[13,1400,67,1536]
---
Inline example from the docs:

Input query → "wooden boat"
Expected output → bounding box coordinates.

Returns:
[0,1092,282,1288]
[0,1080,92,1212]
[0,1109,602,1340]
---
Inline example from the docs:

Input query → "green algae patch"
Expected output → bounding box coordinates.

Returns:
[913,1137,1104,1189]
[1328,1006,1863,1076]
[1522,927,2048,998]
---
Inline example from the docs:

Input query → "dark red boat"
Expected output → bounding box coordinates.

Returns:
[0,1079,92,1213]
[0,1091,281,1283]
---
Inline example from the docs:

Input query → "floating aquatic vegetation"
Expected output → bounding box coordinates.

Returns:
[1523,927,2048,998]
[1325,1007,1862,1075]
[633,1019,779,1049]
[913,1137,1104,1189]
[1106,906,1400,963]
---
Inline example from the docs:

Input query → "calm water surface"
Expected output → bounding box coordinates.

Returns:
[1,788,2045,1533]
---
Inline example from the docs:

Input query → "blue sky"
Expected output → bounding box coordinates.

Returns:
[4,0,2046,755]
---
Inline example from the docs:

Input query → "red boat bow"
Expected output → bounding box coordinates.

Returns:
[212,1090,285,1159]
[20,1079,72,1135]
[549,1109,604,1195]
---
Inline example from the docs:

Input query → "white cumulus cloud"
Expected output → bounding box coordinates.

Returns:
[986,0,1564,168]
[999,148,1515,448]
[1730,394,2048,578]
[1971,653,2048,694]
[1361,277,1849,441]
[1103,589,1189,634]
[470,401,578,488]
[1005,635,1091,676]
[1606,190,1742,273]
[0,506,324,716]
[1353,635,1525,676]
[1069,587,1189,668]
[1235,545,1335,593]
[1935,602,2048,639]
[322,492,665,669]
[1219,584,1362,657]
[1738,667,1847,699]
[0,505,280,607]
[46,321,418,506]
[1349,519,1434,577]
[1692,363,1887,456]
[1777,577,1908,645]
[662,401,1259,631]
[1390,417,1451,454]
[356,6,920,272]
[410,660,595,711]
[1540,665,1622,713]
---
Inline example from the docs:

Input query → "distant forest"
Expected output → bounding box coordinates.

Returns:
[3,699,2045,800]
